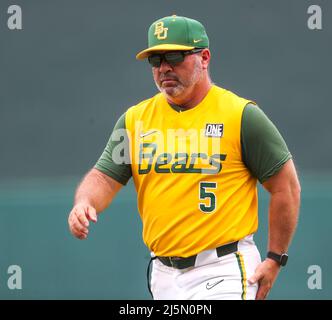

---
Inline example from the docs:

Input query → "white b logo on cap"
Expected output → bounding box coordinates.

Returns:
[154,22,168,40]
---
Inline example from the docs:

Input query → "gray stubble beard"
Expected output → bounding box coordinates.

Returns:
[154,59,203,99]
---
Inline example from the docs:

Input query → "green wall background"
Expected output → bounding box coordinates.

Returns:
[0,176,331,299]
[1,0,331,299]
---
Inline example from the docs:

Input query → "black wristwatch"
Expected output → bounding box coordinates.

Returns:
[267,251,288,266]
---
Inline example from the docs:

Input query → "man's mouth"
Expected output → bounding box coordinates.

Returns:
[161,78,178,85]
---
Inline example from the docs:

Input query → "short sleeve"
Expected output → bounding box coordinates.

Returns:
[241,104,292,183]
[94,113,132,185]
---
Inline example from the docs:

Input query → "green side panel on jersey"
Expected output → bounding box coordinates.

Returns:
[94,113,132,185]
[241,104,292,183]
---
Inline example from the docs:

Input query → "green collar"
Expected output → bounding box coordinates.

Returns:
[169,103,188,113]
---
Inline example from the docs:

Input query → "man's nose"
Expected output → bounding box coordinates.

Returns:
[158,59,173,73]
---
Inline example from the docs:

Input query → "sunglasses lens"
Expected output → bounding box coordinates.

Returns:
[164,52,184,65]
[148,52,185,67]
[148,55,162,67]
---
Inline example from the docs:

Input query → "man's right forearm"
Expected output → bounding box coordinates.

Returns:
[74,168,123,213]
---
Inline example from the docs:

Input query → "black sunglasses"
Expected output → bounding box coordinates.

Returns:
[148,48,204,68]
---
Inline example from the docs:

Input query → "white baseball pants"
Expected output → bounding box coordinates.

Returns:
[150,234,261,300]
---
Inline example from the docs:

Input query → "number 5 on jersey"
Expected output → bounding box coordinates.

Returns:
[199,182,217,213]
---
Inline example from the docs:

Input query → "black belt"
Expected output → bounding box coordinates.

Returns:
[157,241,239,270]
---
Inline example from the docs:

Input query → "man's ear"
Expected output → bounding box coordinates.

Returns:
[201,49,211,70]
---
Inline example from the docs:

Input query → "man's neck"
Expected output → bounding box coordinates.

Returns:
[166,79,213,110]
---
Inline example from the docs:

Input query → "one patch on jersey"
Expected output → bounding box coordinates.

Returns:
[205,123,224,137]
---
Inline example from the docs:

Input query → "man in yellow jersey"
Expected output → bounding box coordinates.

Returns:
[68,15,301,300]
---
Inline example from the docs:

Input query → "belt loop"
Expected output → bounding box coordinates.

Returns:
[169,257,174,268]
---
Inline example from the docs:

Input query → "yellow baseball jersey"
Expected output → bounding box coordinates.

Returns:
[128,85,256,257]
[95,85,292,257]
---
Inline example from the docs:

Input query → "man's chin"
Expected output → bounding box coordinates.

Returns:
[161,86,183,97]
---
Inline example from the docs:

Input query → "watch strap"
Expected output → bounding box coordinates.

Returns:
[267,251,288,266]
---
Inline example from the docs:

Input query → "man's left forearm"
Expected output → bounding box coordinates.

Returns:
[268,187,301,254]
[262,159,301,255]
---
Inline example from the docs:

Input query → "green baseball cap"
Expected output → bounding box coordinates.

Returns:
[136,15,209,60]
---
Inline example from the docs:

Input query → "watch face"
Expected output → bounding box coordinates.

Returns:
[280,254,288,266]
